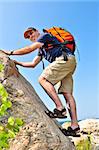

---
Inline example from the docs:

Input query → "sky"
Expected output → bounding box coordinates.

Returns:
[0,0,99,121]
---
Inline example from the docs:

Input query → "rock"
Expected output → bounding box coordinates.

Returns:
[62,121,71,129]
[62,119,99,150]
[79,119,99,134]
[91,132,99,150]
[0,51,75,150]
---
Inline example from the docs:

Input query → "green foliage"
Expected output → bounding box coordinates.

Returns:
[0,65,24,150]
[76,136,92,150]
[0,83,11,117]
[0,117,24,149]
[0,64,4,72]
[0,131,9,149]
[8,117,15,126]
[15,118,24,126]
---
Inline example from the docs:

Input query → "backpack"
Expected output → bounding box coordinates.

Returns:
[43,26,75,53]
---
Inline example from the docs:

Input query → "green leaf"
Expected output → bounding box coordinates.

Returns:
[0,104,7,111]
[15,118,24,126]
[8,117,15,126]
[0,140,9,149]
[0,101,11,116]
[0,131,9,140]
[0,83,8,100]
[8,130,15,138]
[0,108,5,116]
[1,97,7,102]
[0,131,9,149]
[13,124,20,133]
[0,83,3,90]
[0,64,4,72]
[3,100,12,108]
[0,125,4,131]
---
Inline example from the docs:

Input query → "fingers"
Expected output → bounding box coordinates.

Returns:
[0,50,11,55]
[13,60,17,64]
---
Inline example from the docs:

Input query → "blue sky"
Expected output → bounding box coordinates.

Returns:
[0,0,99,121]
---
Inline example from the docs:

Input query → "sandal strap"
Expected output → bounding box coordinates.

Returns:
[45,108,67,119]
[45,110,55,118]
[54,108,66,115]
[67,126,80,132]
[52,108,67,118]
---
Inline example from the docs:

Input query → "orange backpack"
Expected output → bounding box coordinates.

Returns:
[43,26,75,53]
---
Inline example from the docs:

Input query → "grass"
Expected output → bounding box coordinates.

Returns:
[76,136,92,150]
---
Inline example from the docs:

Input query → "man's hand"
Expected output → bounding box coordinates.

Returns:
[13,60,19,65]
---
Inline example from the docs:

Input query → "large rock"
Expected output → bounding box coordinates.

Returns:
[0,51,75,150]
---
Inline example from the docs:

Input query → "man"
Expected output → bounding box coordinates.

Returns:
[2,27,80,135]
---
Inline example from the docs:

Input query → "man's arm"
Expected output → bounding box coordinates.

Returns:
[13,56,41,68]
[1,42,44,55]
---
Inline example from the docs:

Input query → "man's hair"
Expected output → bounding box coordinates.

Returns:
[24,27,37,38]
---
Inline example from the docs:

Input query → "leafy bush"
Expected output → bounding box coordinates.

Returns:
[0,63,24,149]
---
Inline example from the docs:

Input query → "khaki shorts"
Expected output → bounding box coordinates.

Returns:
[40,55,77,94]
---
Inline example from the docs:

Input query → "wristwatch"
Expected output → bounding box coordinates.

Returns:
[9,51,14,55]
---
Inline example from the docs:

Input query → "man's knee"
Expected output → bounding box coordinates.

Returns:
[38,76,45,85]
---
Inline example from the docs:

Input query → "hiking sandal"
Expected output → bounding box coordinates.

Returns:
[61,126,80,137]
[45,110,55,118]
[45,108,67,119]
[53,108,67,118]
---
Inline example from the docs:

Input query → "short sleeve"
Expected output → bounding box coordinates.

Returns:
[37,33,52,44]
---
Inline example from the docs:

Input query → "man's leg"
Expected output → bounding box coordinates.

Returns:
[38,76,65,111]
[63,92,79,128]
